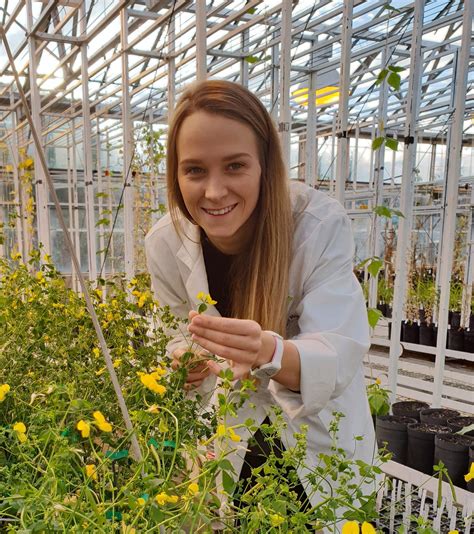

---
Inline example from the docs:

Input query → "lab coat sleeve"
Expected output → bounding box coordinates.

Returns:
[144,234,190,356]
[268,212,370,419]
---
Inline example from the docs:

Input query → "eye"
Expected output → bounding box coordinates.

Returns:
[228,162,244,171]
[185,166,204,175]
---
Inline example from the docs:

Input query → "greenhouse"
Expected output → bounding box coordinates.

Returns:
[0,0,473,532]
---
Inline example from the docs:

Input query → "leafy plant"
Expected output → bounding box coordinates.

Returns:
[366,379,391,417]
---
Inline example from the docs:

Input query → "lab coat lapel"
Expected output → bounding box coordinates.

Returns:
[176,223,220,318]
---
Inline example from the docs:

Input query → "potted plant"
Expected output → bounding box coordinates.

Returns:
[406,422,451,474]
[392,400,429,420]
[376,415,417,465]
[366,378,390,429]
[420,408,460,426]
[417,277,438,347]
[434,433,474,488]
[402,283,419,344]
[448,281,464,351]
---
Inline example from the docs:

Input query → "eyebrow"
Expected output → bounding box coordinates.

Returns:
[179,153,252,165]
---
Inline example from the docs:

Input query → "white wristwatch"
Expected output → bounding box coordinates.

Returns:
[251,331,284,380]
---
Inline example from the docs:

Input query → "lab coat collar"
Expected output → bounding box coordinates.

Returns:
[176,220,220,318]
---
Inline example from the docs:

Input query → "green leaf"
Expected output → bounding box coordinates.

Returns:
[105,449,129,461]
[368,259,383,278]
[388,65,405,73]
[372,137,385,151]
[385,137,399,151]
[197,303,207,314]
[95,218,110,227]
[392,209,405,218]
[387,71,401,91]
[222,471,236,494]
[244,55,259,64]
[375,69,388,86]
[367,307,383,329]
[246,7,256,14]
[373,205,392,218]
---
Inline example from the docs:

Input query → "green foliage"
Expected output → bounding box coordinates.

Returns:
[0,252,388,531]
[368,307,383,329]
[366,381,391,417]
[373,205,404,219]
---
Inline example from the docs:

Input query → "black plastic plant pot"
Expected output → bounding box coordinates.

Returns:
[401,321,419,344]
[392,401,430,421]
[387,321,402,341]
[450,311,461,329]
[447,328,465,351]
[434,434,474,489]
[419,309,426,324]
[376,415,417,465]
[377,303,387,316]
[447,416,474,437]
[419,323,436,347]
[470,314,474,331]
[464,330,474,353]
[420,408,460,426]
[385,306,392,319]
[468,446,474,493]
[407,423,451,475]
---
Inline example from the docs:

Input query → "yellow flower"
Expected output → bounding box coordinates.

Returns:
[77,420,91,438]
[132,290,141,297]
[155,492,179,506]
[361,522,377,534]
[151,367,166,378]
[448,531,459,534]
[269,514,285,527]
[85,464,97,480]
[96,367,106,376]
[187,482,199,495]
[129,278,138,286]
[138,292,149,308]
[0,384,10,402]
[228,427,241,442]
[137,497,146,506]
[464,462,474,483]
[95,289,103,298]
[13,422,27,443]
[147,404,159,414]
[216,424,226,437]
[10,251,22,261]
[342,521,360,534]
[140,373,166,396]
[13,422,26,433]
[196,292,217,305]
[375,378,381,385]
[93,411,112,432]
[113,359,122,368]
[92,348,100,358]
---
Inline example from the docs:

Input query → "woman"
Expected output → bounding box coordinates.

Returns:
[145,79,376,514]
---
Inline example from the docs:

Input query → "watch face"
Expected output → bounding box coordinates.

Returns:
[256,366,279,379]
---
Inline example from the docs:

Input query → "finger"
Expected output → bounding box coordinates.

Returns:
[191,334,256,364]
[189,310,199,321]
[206,360,222,376]
[188,324,258,353]
[186,369,211,382]
[190,314,259,336]
[184,380,203,390]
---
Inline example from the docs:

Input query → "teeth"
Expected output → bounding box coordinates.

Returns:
[204,204,235,216]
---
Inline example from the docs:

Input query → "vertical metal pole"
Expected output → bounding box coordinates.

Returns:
[334,0,353,205]
[330,116,336,193]
[271,30,279,123]
[70,118,81,291]
[96,119,105,276]
[279,0,292,171]
[121,7,135,279]
[432,0,471,406]
[353,122,359,191]
[195,0,207,81]
[369,47,390,311]
[66,131,75,286]
[26,0,50,253]
[241,29,249,87]
[388,0,425,404]
[80,2,97,280]
[168,15,176,115]
[10,91,24,256]
[305,66,317,186]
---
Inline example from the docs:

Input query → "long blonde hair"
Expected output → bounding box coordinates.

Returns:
[167,80,293,335]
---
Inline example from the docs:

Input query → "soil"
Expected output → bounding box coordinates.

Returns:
[408,423,451,434]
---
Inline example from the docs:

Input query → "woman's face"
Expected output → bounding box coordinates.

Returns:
[176,111,262,254]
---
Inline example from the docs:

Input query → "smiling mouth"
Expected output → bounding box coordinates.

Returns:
[202,204,237,216]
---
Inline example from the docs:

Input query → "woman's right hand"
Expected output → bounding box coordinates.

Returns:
[171,348,212,389]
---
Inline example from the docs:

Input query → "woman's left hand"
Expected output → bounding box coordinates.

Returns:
[187,310,275,379]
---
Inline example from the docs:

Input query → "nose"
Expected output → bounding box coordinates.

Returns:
[204,173,228,202]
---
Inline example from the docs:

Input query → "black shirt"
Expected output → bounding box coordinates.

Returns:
[201,231,235,317]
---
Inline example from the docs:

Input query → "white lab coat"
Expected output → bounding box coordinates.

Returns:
[145,181,377,522]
